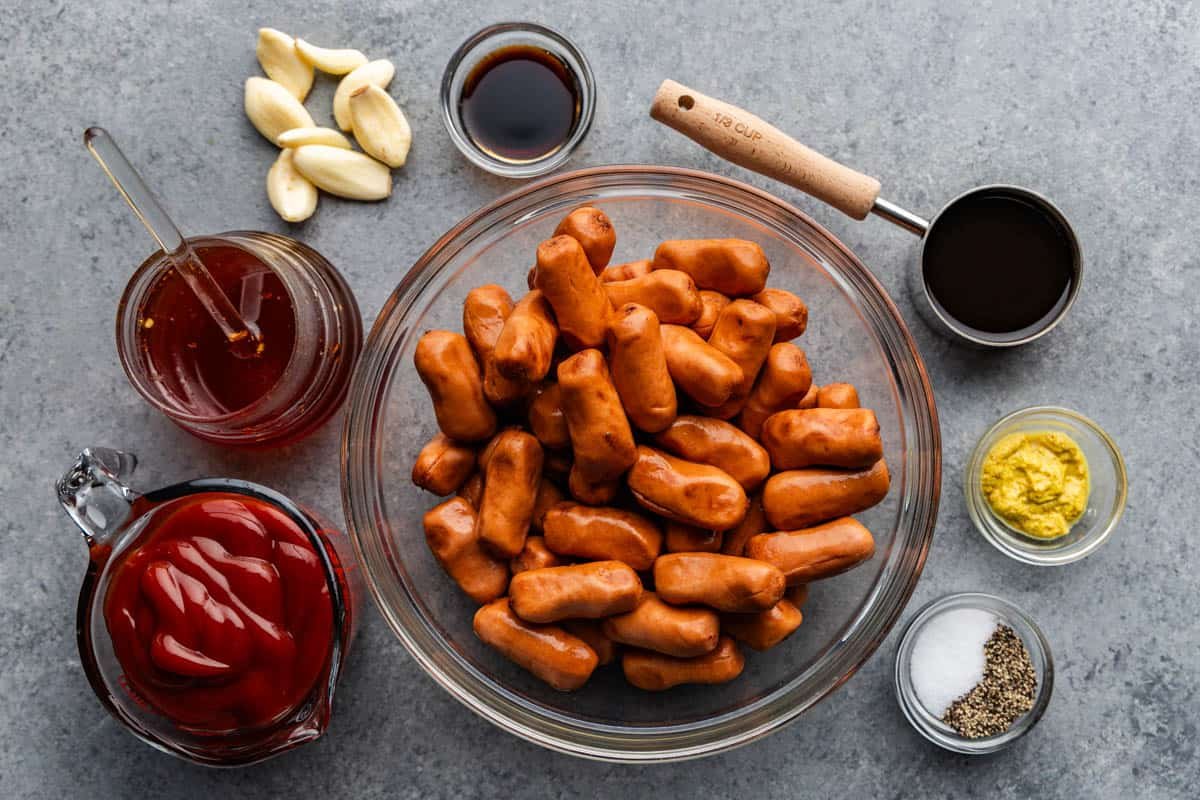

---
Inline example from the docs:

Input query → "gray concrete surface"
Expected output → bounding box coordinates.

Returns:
[2,0,1197,797]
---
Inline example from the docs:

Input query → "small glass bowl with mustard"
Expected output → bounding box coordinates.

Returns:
[966,406,1127,565]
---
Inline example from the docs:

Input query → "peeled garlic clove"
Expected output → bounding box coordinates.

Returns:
[292,145,392,201]
[295,38,369,75]
[267,149,318,222]
[256,28,314,101]
[277,126,353,149]
[348,85,412,169]
[333,59,395,131]
[245,77,315,143]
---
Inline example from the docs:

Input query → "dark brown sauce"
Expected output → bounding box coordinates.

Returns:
[460,45,579,163]
[922,192,1076,340]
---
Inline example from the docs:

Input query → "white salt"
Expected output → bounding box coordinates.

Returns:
[909,608,998,717]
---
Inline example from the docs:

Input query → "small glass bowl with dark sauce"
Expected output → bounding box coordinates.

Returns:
[441,22,595,178]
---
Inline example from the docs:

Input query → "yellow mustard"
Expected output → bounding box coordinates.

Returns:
[980,431,1089,539]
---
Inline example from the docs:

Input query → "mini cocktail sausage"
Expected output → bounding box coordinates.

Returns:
[761,408,883,469]
[660,325,743,408]
[510,535,564,574]
[627,446,748,531]
[745,517,876,584]
[654,552,785,613]
[463,284,528,407]
[423,498,508,604]
[528,382,571,449]
[473,598,598,691]
[494,290,558,382]
[599,258,651,283]
[534,235,610,349]
[817,382,860,409]
[622,635,744,691]
[542,503,662,570]
[414,330,497,442]
[721,492,767,557]
[603,270,703,325]
[554,206,615,272]
[762,461,890,530]
[665,522,723,553]
[557,349,637,486]
[602,591,720,657]
[477,430,544,558]
[738,343,813,440]
[691,290,729,339]
[652,239,769,296]
[608,303,677,433]
[463,284,513,351]
[705,299,777,419]
[749,288,808,341]
[721,598,803,651]
[412,433,476,495]
[654,415,770,491]
[562,619,618,665]
[509,561,642,623]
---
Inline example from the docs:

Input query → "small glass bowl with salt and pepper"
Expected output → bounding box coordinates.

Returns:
[966,406,1127,565]
[894,593,1054,754]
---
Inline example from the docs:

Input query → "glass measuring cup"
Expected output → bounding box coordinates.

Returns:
[56,448,359,766]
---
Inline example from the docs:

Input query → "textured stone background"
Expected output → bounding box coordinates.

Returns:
[1,1,1196,797]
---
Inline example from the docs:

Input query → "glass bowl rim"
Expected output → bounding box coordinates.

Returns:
[340,164,942,762]
[965,405,1127,565]
[439,21,597,178]
[893,591,1054,754]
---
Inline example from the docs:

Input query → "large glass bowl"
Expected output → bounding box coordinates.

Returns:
[341,166,941,762]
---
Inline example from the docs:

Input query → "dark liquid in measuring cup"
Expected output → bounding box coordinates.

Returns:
[137,244,296,415]
[459,45,579,162]
[922,193,1076,340]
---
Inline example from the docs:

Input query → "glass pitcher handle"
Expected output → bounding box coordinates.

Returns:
[56,448,141,548]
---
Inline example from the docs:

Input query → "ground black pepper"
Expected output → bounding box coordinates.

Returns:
[942,624,1037,738]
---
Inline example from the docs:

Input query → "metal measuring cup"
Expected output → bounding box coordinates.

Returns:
[651,80,1082,348]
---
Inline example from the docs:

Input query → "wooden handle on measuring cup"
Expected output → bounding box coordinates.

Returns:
[650,80,882,220]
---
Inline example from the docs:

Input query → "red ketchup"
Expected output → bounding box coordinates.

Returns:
[103,493,335,733]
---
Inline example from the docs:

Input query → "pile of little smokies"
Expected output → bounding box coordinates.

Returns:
[412,207,889,692]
